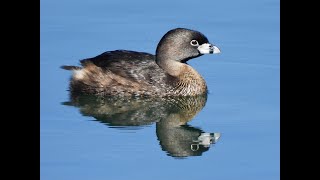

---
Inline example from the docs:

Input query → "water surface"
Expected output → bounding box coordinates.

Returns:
[41,0,279,179]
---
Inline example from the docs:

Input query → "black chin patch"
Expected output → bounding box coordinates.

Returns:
[181,59,188,64]
[180,53,202,63]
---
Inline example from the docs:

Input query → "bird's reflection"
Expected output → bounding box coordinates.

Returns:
[63,93,221,158]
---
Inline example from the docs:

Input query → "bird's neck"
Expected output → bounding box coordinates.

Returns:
[156,58,184,77]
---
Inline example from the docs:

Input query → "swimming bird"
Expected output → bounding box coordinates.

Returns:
[61,28,220,97]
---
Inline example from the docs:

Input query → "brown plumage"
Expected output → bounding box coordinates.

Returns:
[61,28,221,97]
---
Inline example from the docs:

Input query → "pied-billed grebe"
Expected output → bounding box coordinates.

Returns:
[61,28,221,96]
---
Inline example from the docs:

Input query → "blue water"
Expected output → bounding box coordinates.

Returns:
[40,0,279,179]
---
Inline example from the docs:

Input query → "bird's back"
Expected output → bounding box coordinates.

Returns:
[81,50,165,84]
[63,50,175,96]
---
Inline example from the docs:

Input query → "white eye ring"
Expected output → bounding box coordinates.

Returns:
[190,40,199,46]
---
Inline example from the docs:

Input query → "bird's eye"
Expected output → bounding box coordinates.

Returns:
[190,40,199,46]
